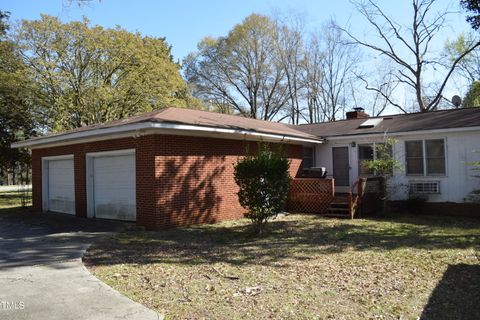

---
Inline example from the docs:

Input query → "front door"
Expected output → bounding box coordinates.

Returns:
[332,147,350,186]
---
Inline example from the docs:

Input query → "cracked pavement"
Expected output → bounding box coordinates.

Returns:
[0,212,162,320]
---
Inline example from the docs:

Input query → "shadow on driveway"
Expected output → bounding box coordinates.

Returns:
[0,210,132,269]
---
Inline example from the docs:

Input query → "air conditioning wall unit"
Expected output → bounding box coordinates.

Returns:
[409,181,441,194]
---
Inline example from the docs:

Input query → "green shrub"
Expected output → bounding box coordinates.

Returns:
[234,143,291,232]
[363,138,402,214]
[465,189,480,203]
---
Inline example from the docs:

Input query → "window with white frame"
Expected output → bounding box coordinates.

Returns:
[405,139,446,176]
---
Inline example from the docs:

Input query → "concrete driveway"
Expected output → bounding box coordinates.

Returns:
[0,212,161,320]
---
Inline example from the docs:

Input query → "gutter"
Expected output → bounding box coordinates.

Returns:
[322,125,480,141]
[11,121,323,149]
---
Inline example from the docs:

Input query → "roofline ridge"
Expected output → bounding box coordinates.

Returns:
[298,106,480,126]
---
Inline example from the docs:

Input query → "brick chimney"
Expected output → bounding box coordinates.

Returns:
[346,107,369,120]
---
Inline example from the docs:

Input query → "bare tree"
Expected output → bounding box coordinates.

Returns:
[276,16,305,124]
[184,14,289,120]
[340,0,480,113]
[355,59,399,116]
[301,34,324,123]
[303,21,361,122]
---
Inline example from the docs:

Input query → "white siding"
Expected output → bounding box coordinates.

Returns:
[314,130,480,202]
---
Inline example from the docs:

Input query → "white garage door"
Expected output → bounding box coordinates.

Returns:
[46,158,75,215]
[92,153,136,221]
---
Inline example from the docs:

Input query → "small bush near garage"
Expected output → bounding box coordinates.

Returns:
[234,143,290,232]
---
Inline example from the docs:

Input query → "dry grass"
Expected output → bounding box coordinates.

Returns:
[84,214,480,320]
[0,190,31,217]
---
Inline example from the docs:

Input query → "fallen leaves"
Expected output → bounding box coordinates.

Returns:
[85,214,480,320]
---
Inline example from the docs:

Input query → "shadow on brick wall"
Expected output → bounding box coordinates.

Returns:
[155,155,234,228]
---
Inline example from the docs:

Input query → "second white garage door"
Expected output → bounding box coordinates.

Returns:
[90,152,136,221]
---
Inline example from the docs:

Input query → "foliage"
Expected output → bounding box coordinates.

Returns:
[0,11,37,175]
[466,189,480,203]
[445,33,480,83]
[463,81,480,107]
[363,138,402,213]
[14,15,192,132]
[362,138,401,177]
[461,0,480,30]
[233,143,291,231]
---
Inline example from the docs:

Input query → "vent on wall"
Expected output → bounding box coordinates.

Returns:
[409,181,440,194]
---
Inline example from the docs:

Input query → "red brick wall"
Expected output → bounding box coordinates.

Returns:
[31,134,303,229]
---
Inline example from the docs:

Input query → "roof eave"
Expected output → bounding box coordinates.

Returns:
[11,121,323,149]
[321,125,480,140]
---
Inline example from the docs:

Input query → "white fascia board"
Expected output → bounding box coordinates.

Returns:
[324,125,480,141]
[149,123,322,144]
[41,154,74,161]
[85,149,135,158]
[11,122,323,149]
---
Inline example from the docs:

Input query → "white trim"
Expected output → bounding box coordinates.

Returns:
[85,149,135,158]
[11,122,323,149]
[324,125,480,141]
[404,138,447,177]
[41,154,74,161]
[41,155,75,214]
[86,156,94,218]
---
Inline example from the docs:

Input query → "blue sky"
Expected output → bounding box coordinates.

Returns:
[1,0,474,114]
[1,0,470,62]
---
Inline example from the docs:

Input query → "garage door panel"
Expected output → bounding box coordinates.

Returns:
[92,154,136,221]
[47,159,75,215]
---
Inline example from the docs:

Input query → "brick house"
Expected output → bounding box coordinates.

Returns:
[12,108,322,229]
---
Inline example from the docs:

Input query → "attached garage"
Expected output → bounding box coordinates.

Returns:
[13,107,320,229]
[86,150,136,221]
[42,155,75,215]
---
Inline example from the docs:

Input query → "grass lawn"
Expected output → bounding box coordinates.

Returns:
[0,190,31,213]
[84,213,480,319]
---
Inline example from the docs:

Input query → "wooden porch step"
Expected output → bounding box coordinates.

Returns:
[326,207,350,212]
[330,201,349,206]
[324,213,351,218]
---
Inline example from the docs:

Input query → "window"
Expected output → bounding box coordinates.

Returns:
[358,143,392,176]
[358,145,374,175]
[405,141,424,175]
[405,139,445,176]
[426,140,445,175]
[302,147,314,169]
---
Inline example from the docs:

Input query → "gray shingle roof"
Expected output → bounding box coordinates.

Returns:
[18,107,320,144]
[295,107,480,138]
